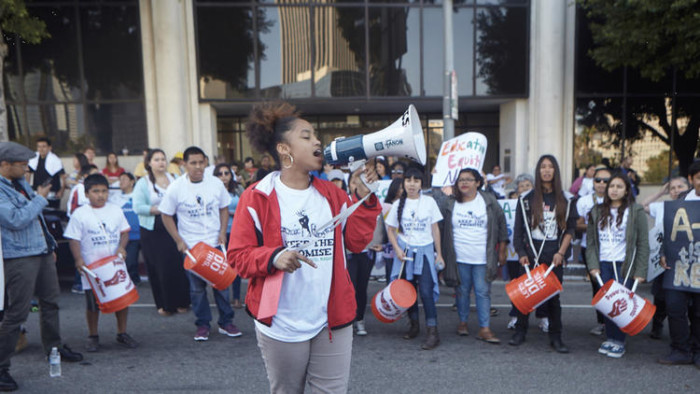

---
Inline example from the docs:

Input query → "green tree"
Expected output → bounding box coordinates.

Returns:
[645,149,676,184]
[0,0,48,142]
[578,0,700,177]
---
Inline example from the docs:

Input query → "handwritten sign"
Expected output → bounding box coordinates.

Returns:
[431,132,487,187]
[647,224,665,282]
[499,199,518,261]
[662,200,700,293]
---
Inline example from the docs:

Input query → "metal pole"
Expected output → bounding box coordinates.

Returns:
[443,0,455,140]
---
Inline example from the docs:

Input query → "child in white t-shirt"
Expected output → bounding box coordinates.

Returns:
[385,167,444,350]
[64,174,138,352]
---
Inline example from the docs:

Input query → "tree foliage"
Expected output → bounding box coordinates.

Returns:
[579,0,700,82]
[0,0,48,44]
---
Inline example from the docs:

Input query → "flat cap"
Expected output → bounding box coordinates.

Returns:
[0,141,35,162]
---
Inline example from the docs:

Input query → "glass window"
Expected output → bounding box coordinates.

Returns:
[575,10,622,94]
[368,6,420,97]
[626,68,673,95]
[453,8,474,96]
[259,6,312,99]
[6,105,27,144]
[315,6,366,97]
[422,7,444,96]
[475,6,527,95]
[197,6,256,99]
[19,104,87,155]
[21,6,82,102]
[3,34,22,102]
[81,6,143,100]
[86,102,147,156]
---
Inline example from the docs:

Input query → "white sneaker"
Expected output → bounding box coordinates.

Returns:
[507,317,517,330]
[538,318,549,333]
[355,320,367,336]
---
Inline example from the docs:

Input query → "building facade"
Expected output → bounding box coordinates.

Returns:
[4,0,697,185]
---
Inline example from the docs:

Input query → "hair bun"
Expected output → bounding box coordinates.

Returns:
[245,101,299,156]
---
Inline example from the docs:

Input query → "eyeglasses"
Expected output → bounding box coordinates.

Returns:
[215,171,231,176]
[594,177,610,183]
[457,178,476,184]
[391,170,404,175]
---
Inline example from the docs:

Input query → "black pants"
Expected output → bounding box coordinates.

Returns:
[581,247,604,324]
[515,262,564,340]
[651,274,667,331]
[665,289,700,355]
[347,252,373,321]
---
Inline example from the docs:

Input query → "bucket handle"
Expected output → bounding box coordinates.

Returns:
[185,250,197,263]
[524,264,533,281]
[82,266,98,280]
[594,273,604,287]
[630,279,639,295]
[543,263,556,278]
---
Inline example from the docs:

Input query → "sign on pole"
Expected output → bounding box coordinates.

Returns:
[662,200,700,293]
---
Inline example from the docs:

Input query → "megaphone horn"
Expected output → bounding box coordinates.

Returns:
[323,104,427,167]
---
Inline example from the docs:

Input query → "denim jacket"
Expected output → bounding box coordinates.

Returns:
[0,175,56,259]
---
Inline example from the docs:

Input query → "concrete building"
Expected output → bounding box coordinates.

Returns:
[4,0,696,185]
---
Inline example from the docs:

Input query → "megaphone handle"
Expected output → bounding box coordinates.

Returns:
[595,273,604,287]
[525,264,532,281]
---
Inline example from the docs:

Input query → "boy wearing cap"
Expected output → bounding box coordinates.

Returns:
[0,142,83,391]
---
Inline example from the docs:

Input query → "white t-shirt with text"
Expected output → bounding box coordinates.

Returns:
[386,194,443,247]
[64,203,130,288]
[599,208,628,263]
[158,175,231,248]
[255,178,334,342]
[452,194,488,265]
[577,193,604,247]
[486,173,507,197]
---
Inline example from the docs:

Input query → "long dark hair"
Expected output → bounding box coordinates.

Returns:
[145,148,166,194]
[598,173,634,230]
[214,163,240,196]
[453,168,483,202]
[74,153,89,170]
[396,167,424,234]
[531,155,568,230]
[384,178,403,204]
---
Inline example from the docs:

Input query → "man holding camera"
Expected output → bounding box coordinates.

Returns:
[0,142,82,391]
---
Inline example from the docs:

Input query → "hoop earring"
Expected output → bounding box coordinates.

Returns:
[282,153,294,169]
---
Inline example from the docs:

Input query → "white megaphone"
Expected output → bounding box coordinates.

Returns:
[323,104,426,171]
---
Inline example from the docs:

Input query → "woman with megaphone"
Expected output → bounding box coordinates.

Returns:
[227,101,381,394]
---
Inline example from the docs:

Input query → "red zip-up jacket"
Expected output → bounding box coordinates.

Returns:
[227,172,381,330]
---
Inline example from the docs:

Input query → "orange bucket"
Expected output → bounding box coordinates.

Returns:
[591,279,656,336]
[371,279,417,323]
[83,255,139,313]
[184,242,237,290]
[506,263,562,315]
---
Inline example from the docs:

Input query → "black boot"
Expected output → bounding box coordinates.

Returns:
[0,369,18,392]
[404,319,419,340]
[550,338,570,354]
[421,326,440,350]
[509,331,526,346]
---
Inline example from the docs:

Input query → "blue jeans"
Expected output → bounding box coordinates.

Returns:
[231,276,242,301]
[406,256,437,327]
[456,263,490,328]
[600,261,631,345]
[187,271,234,328]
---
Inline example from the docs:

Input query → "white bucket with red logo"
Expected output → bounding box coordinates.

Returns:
[83,255,139,313]
[591,279,656,336]
[371,279,417,323]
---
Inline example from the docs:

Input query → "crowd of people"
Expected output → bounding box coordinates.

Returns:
[0,104,699,391]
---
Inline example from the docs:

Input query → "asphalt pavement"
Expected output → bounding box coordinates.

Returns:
[8,278,699,393]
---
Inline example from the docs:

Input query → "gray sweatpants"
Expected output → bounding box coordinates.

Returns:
[0,254,62,370]
[255,325,353,394]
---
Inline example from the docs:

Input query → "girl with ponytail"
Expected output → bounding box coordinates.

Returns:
[385,167,444,350]
[227,101,381,393]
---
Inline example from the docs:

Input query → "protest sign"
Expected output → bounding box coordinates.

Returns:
[431,132,487,187]
[647,224,665,282]
[662,200,700,293]
[499,199,518,261]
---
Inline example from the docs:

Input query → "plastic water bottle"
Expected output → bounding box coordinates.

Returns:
[49,347,61,377]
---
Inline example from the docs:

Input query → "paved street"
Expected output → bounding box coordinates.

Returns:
[9,278,699,393]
